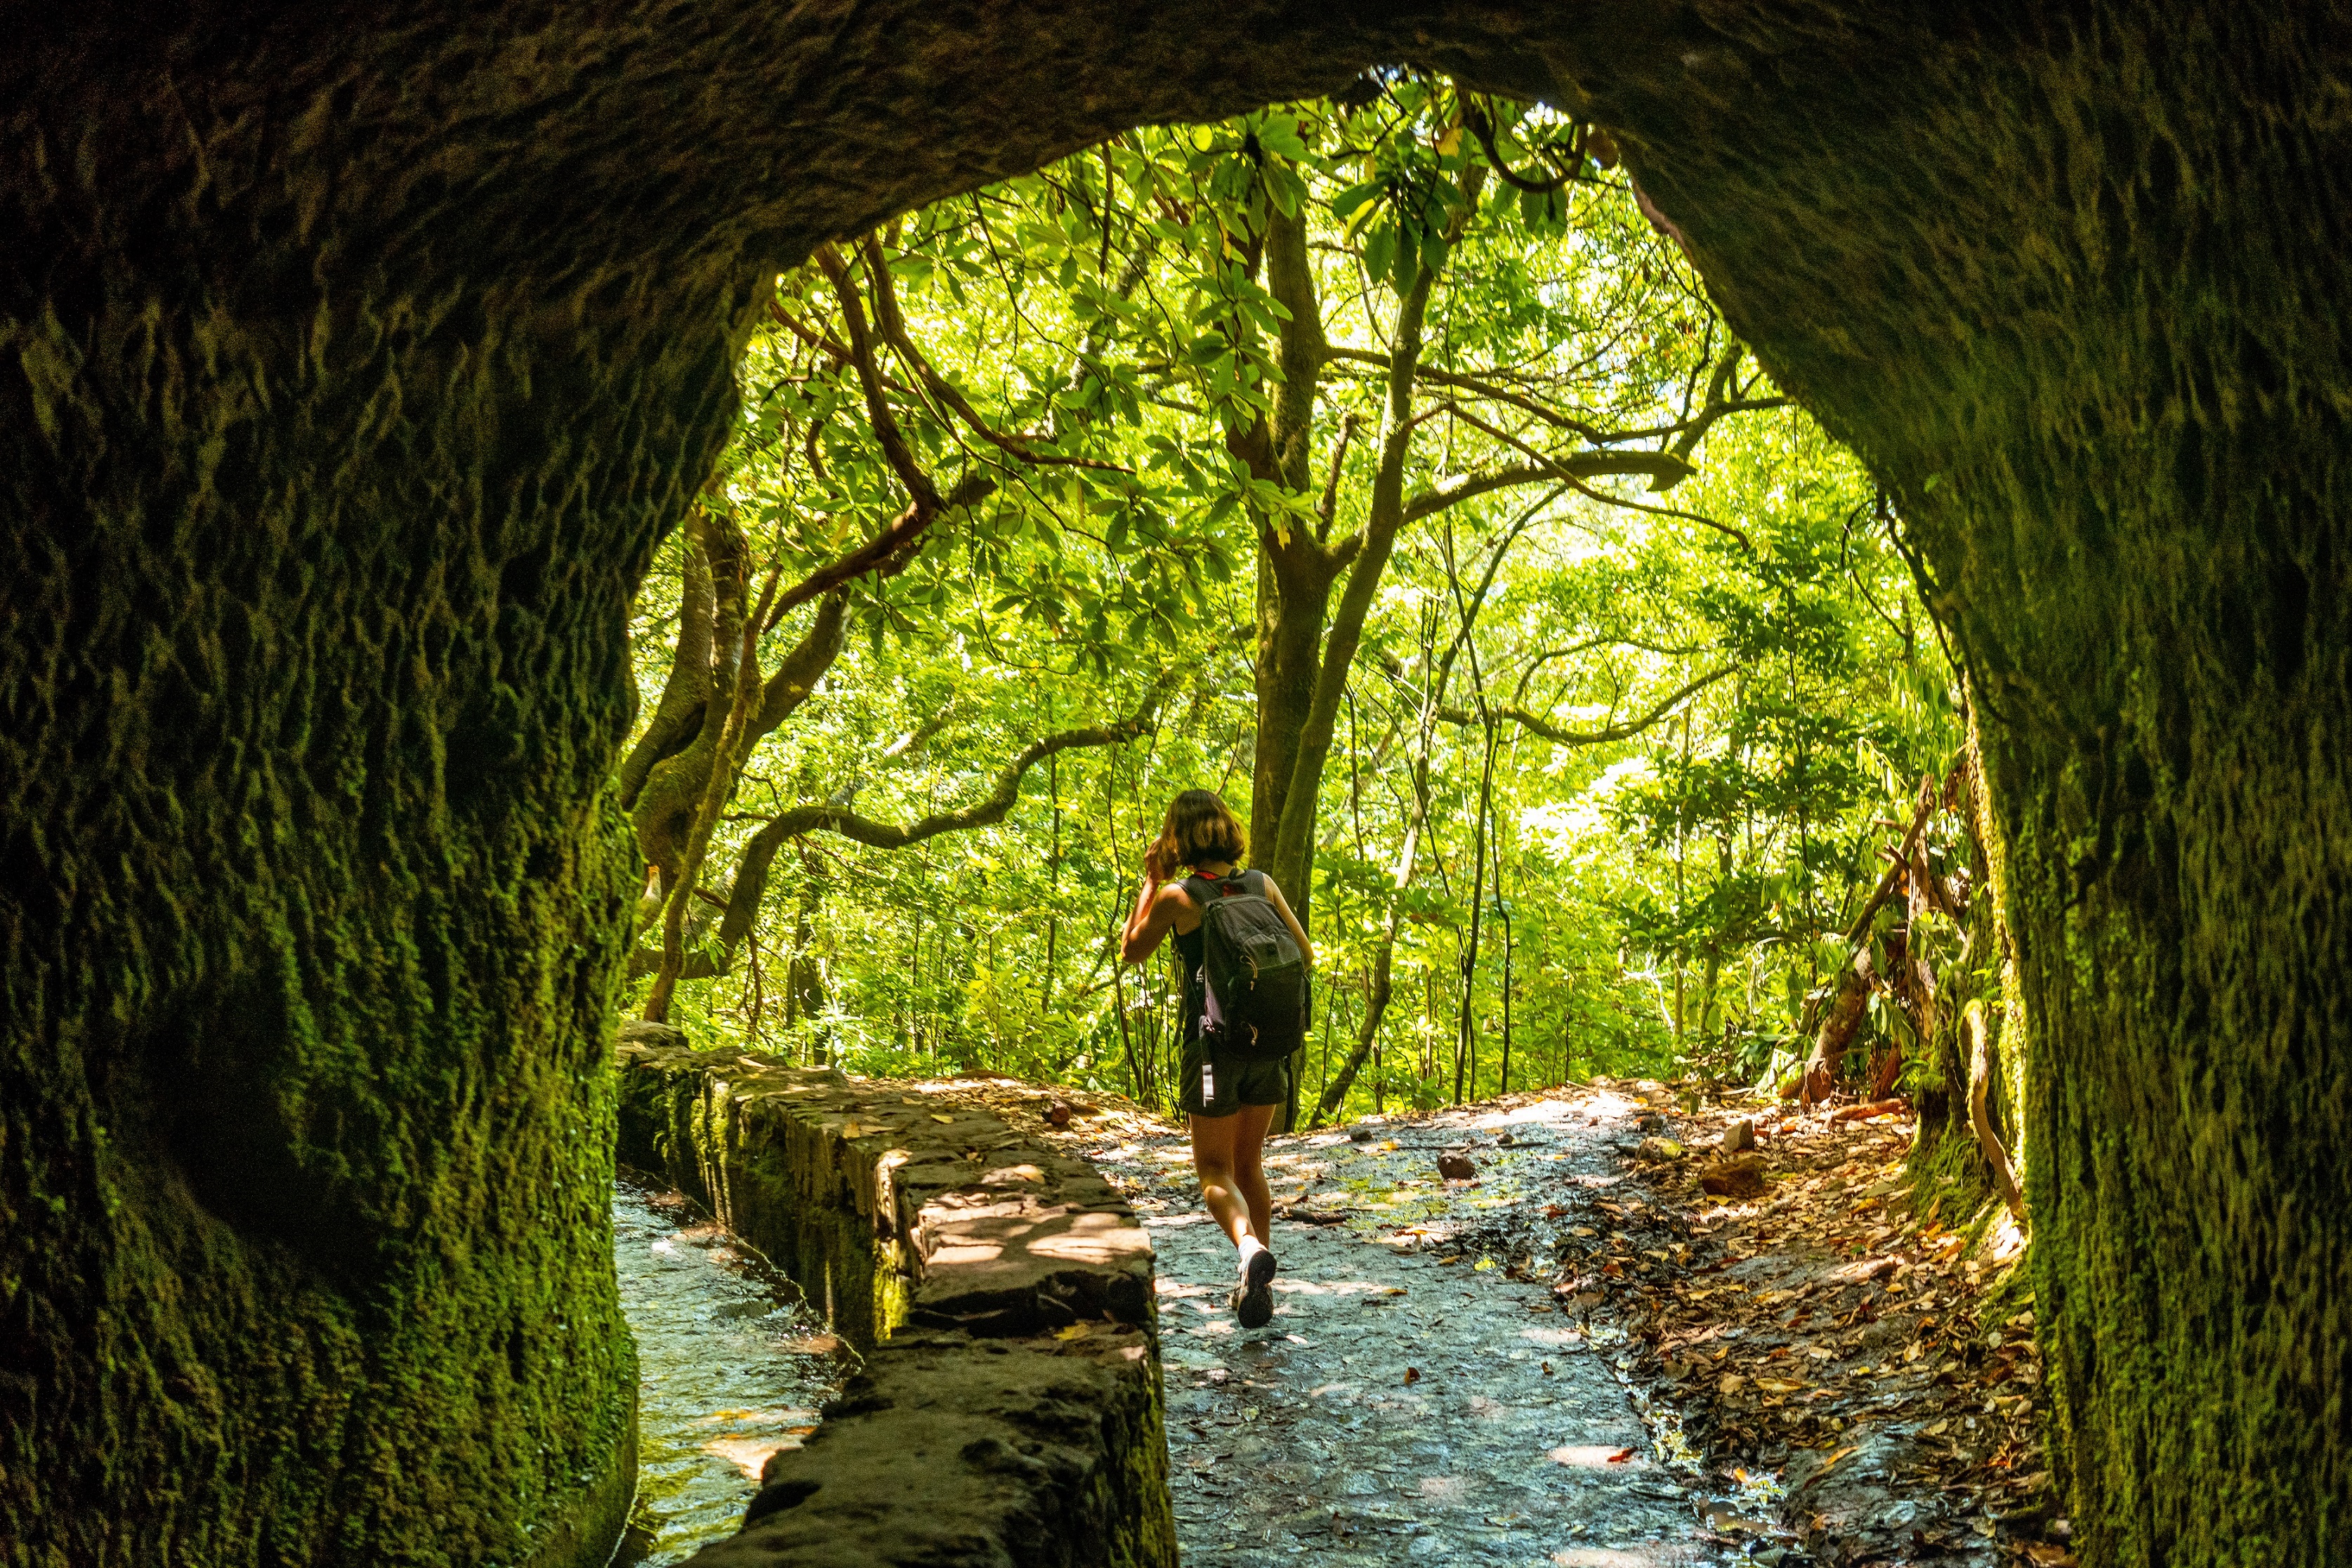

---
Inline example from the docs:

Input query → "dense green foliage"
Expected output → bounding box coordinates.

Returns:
[622,82,1962,1119]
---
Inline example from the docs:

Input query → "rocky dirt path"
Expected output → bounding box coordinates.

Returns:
[1078,1088,1778,1568]
[1591,1099,2066,1567]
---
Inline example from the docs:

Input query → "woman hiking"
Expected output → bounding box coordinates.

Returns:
[1122,789,1313,1329]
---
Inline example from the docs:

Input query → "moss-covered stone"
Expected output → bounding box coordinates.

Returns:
[613,1036,1174,1567]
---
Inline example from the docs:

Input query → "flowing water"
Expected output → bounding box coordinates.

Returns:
[610,1176,852,1566]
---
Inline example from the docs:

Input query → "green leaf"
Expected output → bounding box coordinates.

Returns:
[1267,163,1308,220]
[1332,178,1384,226]
[1256,117,1310,161]
[1419,223,1450,278]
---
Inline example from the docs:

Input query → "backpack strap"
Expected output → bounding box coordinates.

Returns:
[1181,867,1249,907]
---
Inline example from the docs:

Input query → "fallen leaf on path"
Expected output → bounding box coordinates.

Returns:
[1402,1366,1421,1385]
[1605,1447,1636,1463]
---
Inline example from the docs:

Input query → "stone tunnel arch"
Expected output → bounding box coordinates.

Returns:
[4,5,2345,1565]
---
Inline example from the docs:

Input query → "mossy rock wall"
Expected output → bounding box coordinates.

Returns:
[10,4,2349,1564]
[1594,14,2352,1562]
[613,1031,1176,1567]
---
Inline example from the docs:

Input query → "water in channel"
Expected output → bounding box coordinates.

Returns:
[610,1175,852,1566]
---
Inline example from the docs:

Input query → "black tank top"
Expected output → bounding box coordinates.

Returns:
[1173,868,1255,1045]
[1174,895,1205,1043]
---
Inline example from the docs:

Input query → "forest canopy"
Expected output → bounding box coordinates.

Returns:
[617,77,1973,1131]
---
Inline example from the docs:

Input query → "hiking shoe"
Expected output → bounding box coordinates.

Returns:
[1230,1246,1277,1329]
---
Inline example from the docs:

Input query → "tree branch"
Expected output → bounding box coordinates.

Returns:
[1967,1001,2028,1221]
[778,711,1157,850]
[1402,452,1695,524]
[1440,403,1752,548]
[765,298,917,396]
[1322,345,1612,446]
[750,591,849,741]
[617,510,719,810]
[812,242,940,509]
[1433,664,1735,745]
[1461,97,1609,195]
[1316,411,1359,541]
[763,469,994,628]
[632,684,1172,982]
[862,233,1134,475]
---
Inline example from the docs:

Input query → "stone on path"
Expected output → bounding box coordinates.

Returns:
[1701,1152,1768,1198]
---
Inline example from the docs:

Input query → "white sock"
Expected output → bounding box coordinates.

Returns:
[1236,1235,1266,1271]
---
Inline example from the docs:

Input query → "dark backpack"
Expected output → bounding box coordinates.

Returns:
[1182,869,1308,1062]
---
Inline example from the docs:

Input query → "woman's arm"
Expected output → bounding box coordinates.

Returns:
[1261,876,1315,971]
[1119,842,1193,964]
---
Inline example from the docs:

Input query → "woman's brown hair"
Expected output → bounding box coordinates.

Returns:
[1156,789,1247,870]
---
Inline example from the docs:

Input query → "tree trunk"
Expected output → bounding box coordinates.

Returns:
[1453,718,1496,1105]
[1313,944,1394,1127]
[1799,955,1874,1103]
[1495,824,1514,1094]
[1244,204,1341,883]
[1801,779,1940,1103]
[1313,621,1449,1126]
[1250,537,1339,898]
[1965,1002,2025,1223]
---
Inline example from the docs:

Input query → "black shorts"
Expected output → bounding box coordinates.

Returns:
[1179,1039,1289,1118]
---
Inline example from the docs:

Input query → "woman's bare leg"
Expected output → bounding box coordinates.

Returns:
[1228,1102,1278,1249]
[1200,1103,1281,1327]
[1189,1113,1258,1249]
